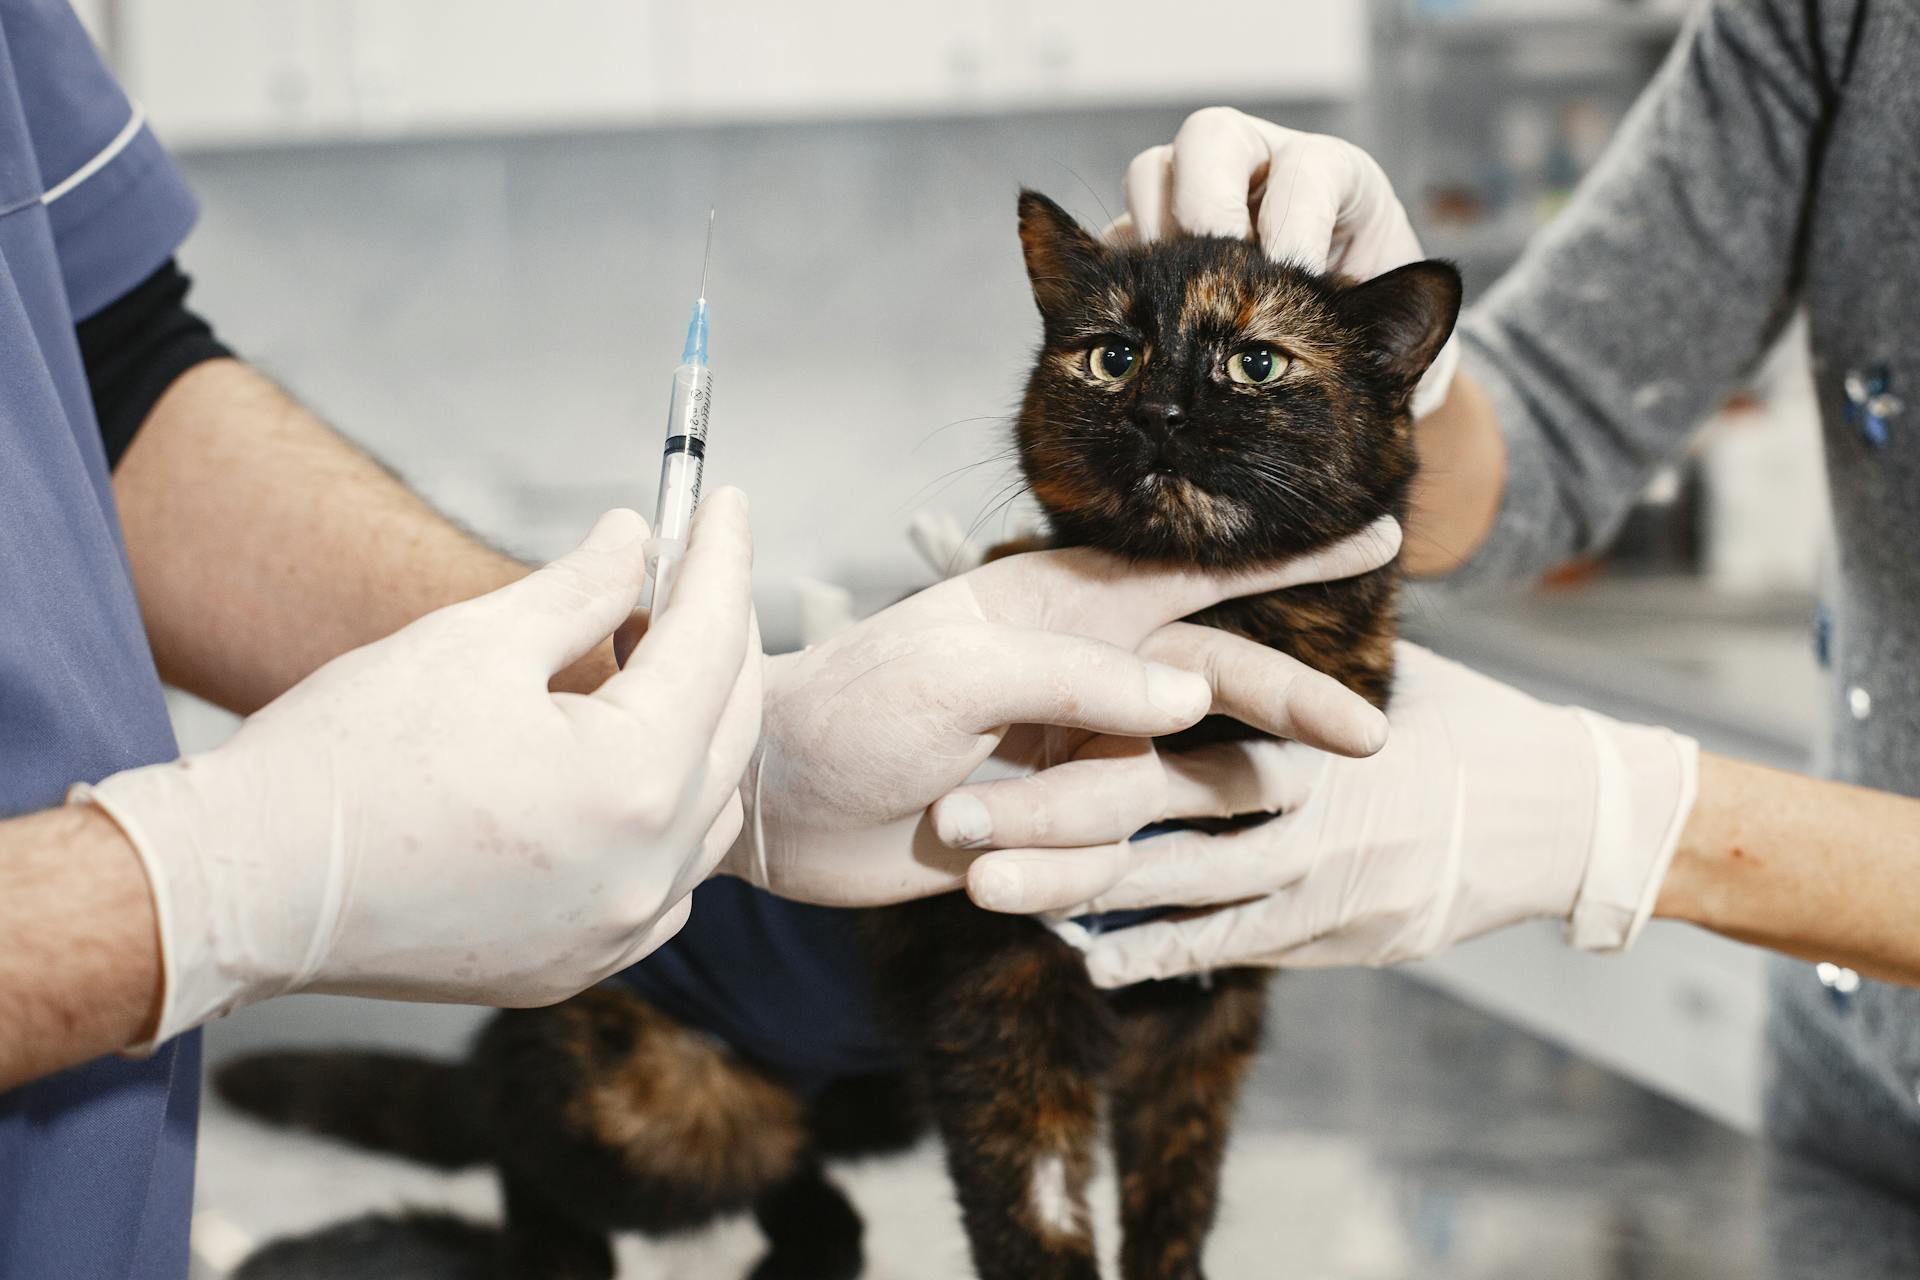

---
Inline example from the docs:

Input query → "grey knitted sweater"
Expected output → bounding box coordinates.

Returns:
[1451,0,1920,1191]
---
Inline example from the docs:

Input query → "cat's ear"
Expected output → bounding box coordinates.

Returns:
[1337,260,1463,403]
[1018,189,1105,322]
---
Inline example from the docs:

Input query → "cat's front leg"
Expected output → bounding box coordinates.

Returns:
[875,895,1111,1280]
[1108,967,1269,1280]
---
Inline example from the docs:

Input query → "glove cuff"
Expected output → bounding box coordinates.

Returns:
[71,754,311,1051]
[1565,712,1701,953]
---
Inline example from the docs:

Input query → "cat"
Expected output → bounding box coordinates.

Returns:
[213,190,1459,1280]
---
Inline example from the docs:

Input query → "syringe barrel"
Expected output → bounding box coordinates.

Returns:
[646,360,713,611]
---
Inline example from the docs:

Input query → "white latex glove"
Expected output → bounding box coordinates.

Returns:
[723,519,1403,908]
[1022,643,1699,988]
[75,494,759,1048]
[1117,106,1457,419]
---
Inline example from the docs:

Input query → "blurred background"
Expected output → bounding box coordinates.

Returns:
[65,1,1854,1274]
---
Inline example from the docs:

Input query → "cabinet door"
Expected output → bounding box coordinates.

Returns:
[346,0,658,136]
[121,1,1366,148]
[1003,1,1368,107]
[120,0,361,146]
[649,0,999,121]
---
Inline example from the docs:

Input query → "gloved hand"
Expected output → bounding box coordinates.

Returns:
[1116,106,1457,419]
[75,494,759,1048]
[984,643,1699,987]
[722,520,1402,908]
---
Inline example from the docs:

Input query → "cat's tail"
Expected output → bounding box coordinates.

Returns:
[213,1049,487,1169]
[232,1211,500,1280]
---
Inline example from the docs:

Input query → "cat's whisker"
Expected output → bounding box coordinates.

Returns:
[896,450,1025,516]
[1235,460,1351,523]
[959,477,1036,553]
[913,413,1015,451]
[1227,459,1346,526]
[1052,163,1116,232]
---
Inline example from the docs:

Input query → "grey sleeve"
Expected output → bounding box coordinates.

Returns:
[1445,0,1857,589]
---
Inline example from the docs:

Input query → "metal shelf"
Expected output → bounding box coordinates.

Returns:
[1410,6,1685,44]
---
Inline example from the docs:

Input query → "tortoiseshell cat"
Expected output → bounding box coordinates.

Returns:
[216,191,1459,1280]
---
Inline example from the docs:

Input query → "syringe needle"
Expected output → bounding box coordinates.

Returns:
[698,207,715,302]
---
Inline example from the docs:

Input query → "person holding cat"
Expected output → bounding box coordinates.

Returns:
[0,4,1401,1277]
[963,1,1920,1206]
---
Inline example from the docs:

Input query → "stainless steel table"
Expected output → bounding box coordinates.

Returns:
[1254,969,1920,1279]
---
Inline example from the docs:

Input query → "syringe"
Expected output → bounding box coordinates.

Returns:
[644,210,716,613]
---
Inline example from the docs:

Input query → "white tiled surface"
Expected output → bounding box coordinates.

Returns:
[195,1105,1430,1280]
[194,971,1774,1279]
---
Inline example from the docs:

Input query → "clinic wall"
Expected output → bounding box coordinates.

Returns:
[172,103,1351,655]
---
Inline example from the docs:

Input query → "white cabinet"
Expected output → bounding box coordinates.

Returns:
[1001,1,1367,108]
[113,1,1369,149]
[647,1,999,122]
[120,0,657,144]
[348,1,657,134]
[120,0,361,145]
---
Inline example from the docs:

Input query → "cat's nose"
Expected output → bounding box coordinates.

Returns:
[1132,401,1186,442]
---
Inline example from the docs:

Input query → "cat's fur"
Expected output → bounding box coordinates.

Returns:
[215,191,1459,1280]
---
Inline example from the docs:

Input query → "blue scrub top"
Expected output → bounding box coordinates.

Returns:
[0,3,202,1278]
[618,878,910,1097]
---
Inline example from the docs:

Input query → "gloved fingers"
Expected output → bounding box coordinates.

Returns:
[965,805,1319,920]
[987,722,1101,775]
[1075,811,1319,914]
[600,792,744,980]
[1158,737,1322,823]
[1247,129,1351,271]
[694,608,765,818]
[1254,130,1407,275]
[701,789,748,875]
[1165,106,1274,243]
[604,894,696,977]
[1251,515,1405,595]
[966,839,1134,915]
[961,629,1211,736]
[598,488,754,745]
[1120,143,1176,242]
[1139,623,1387,757]
[931,736,1165,851]
[978,517,1400,641]
[1292,138,1415,280]
[480,508,652,674]
[1249,926,1406,971]
[1081,899,1288,988]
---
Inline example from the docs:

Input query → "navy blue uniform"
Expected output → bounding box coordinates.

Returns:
[0,3,201,1277]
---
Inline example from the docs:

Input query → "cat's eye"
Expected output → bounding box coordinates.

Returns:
[1087,342,1139,383]
[1226,344,1291,386]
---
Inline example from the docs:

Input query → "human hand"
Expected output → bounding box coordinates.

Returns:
[721,519,1400,909]
[1023,643,1698,987]
[77,492,759,1047]
[1117,106,1456,418]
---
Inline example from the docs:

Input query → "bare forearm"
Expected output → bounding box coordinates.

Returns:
[1658,753,1920,984]
[112,359,616,713]
[1402,369,1506,578]
[0,806,162,1090]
